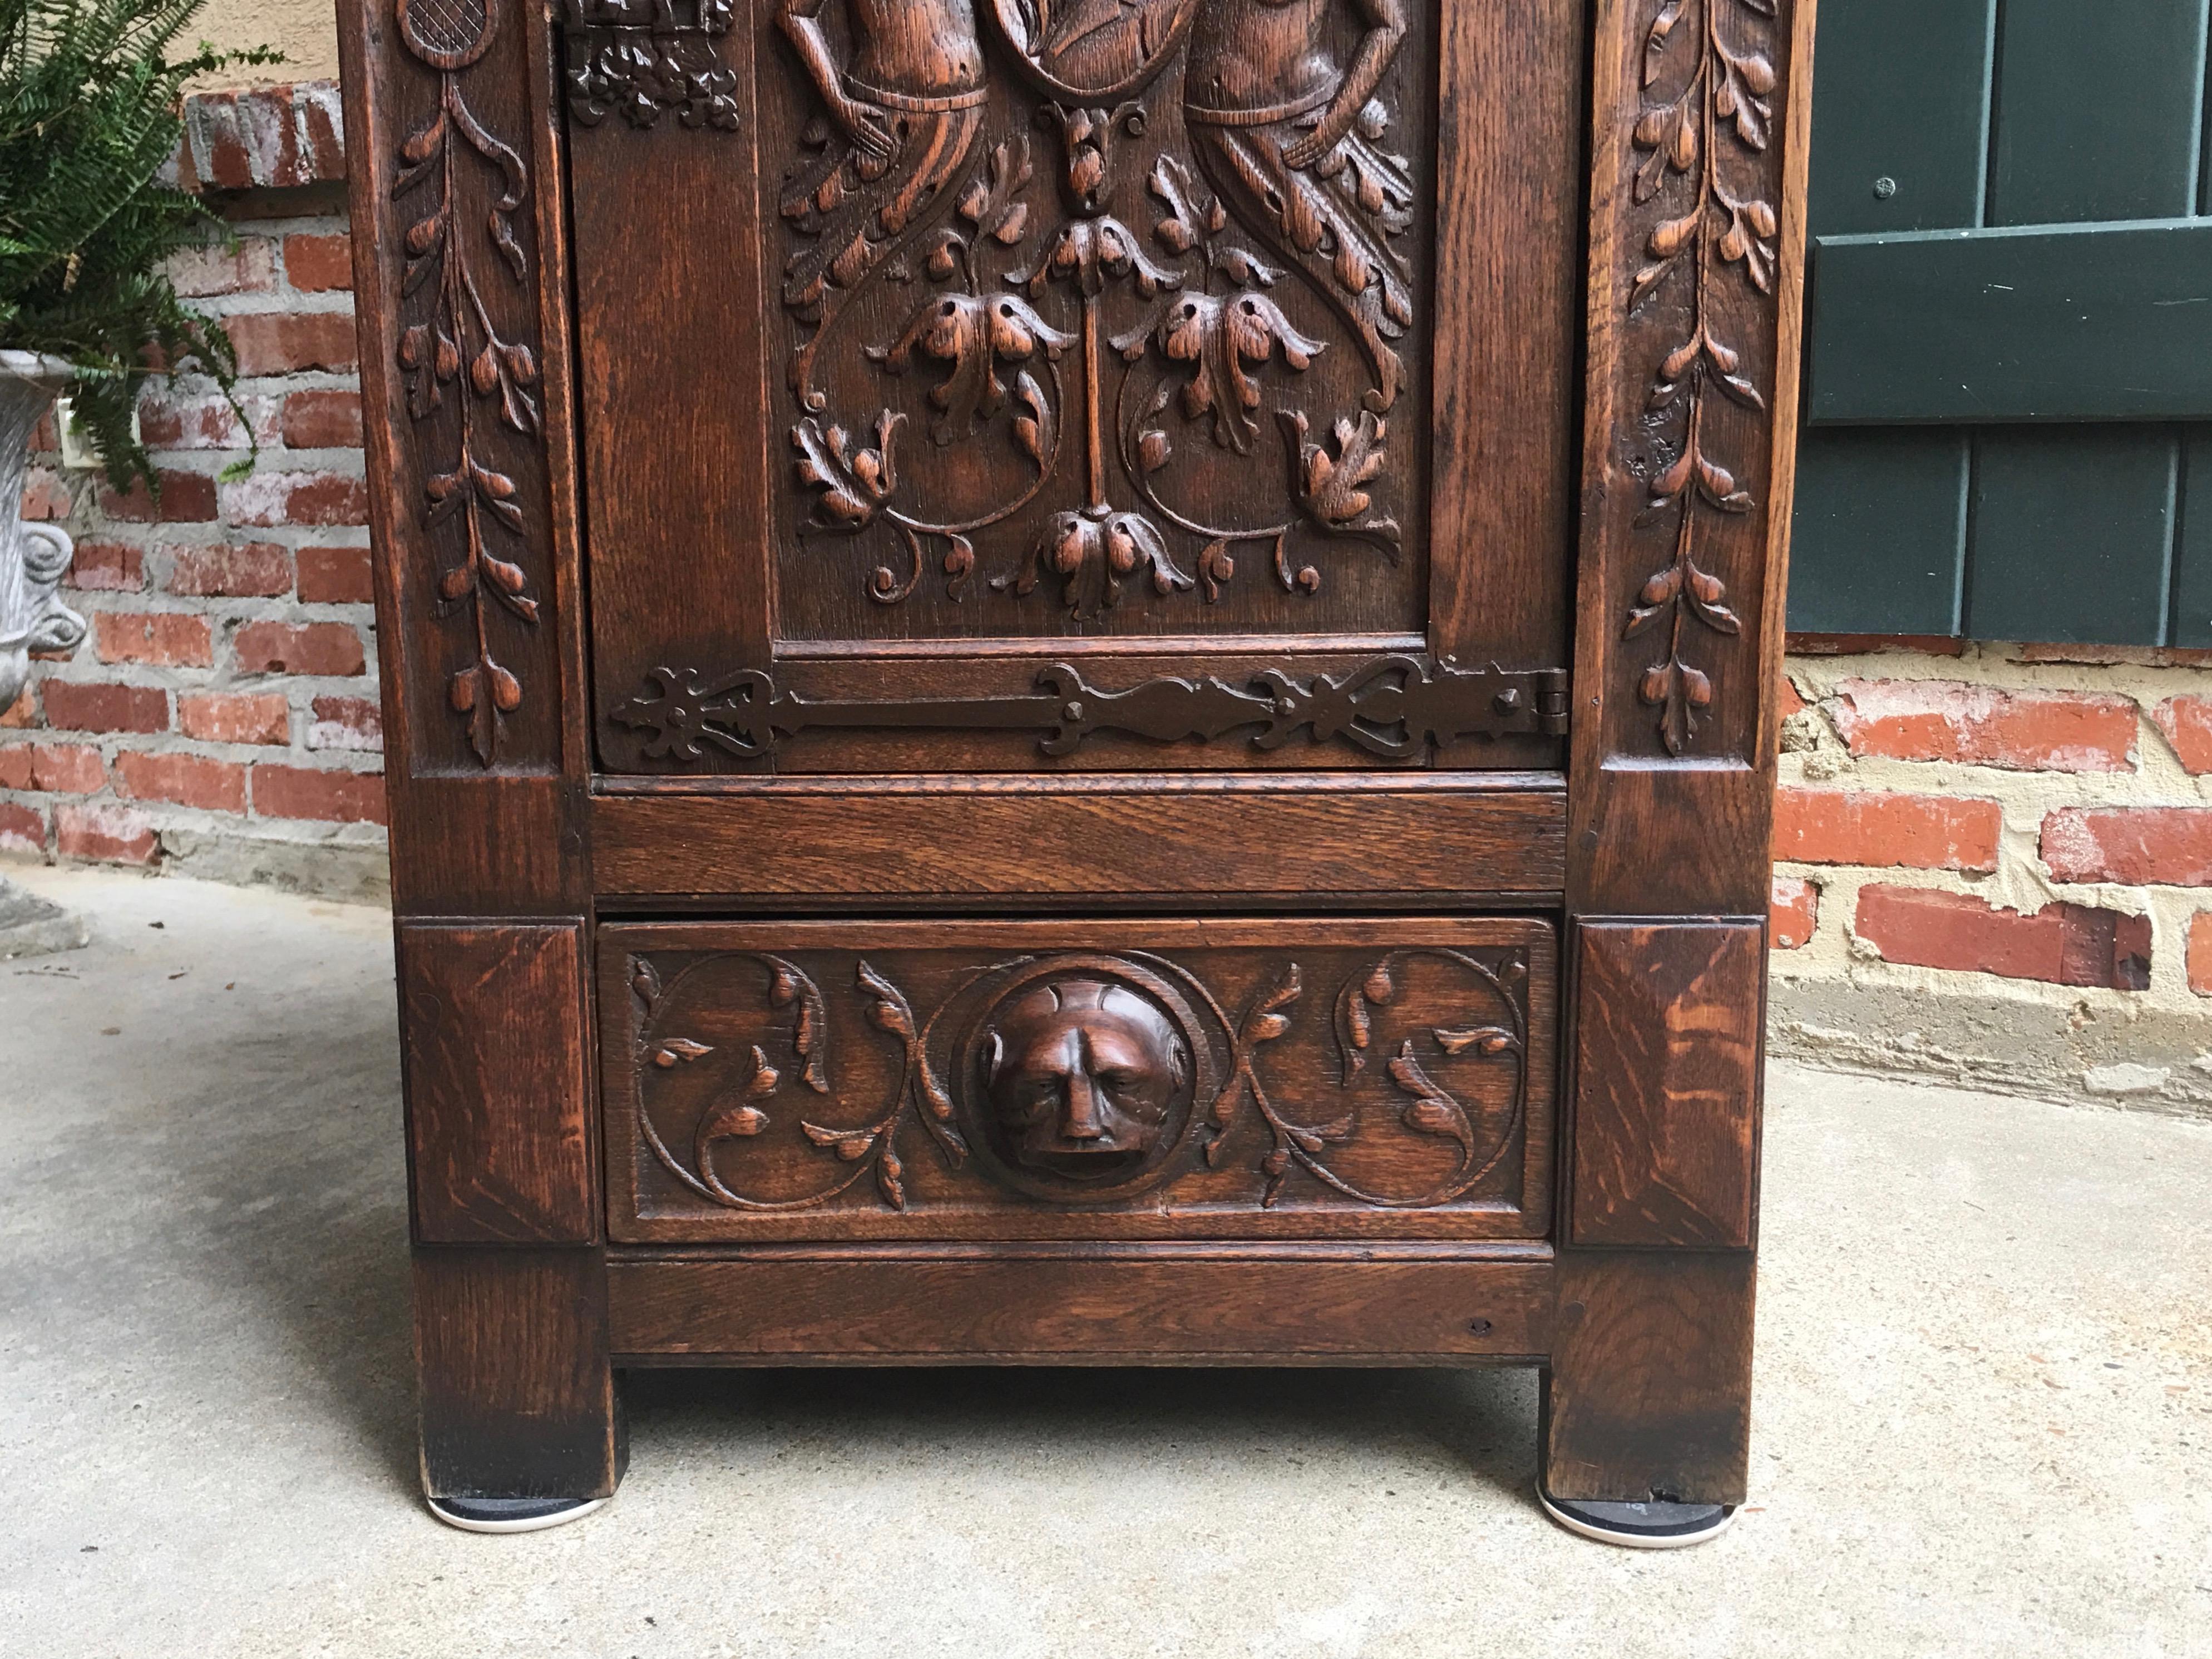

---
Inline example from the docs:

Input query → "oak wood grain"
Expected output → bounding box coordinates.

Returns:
[1571,920,1762,1248]
[399,922,596,1245]
[592,776,1567,898]
[607,1250,1555,1359]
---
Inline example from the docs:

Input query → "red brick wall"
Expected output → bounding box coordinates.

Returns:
[0,85,386,897]
[1771,637,2212,1016]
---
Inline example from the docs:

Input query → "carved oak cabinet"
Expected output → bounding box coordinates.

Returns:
[338,0,1813,1528]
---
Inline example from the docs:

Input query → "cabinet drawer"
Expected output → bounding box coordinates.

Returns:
[600,917,1554,1243]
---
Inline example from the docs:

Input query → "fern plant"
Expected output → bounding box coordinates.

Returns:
[0,0,277,493]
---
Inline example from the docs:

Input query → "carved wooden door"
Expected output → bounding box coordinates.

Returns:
[342,0,1811,1532]
[565,0,1578,778]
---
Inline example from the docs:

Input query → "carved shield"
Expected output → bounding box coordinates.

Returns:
[990,0,1201,101]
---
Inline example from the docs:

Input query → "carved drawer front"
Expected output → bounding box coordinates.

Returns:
[601,917,1556,1242]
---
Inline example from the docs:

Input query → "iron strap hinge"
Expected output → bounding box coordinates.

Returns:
[614,653,1573,765]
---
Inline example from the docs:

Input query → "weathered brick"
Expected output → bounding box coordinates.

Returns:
[253,763,387,824]
[29,410,57,453]
[21,466,73,520]
[283,231,353,292]
[306,694,382,752]
[1828,679,2136,773]
[2042,807,2212,887]
[97,470,219,524]
[175,82,346,192]
[220,471,368,529]
[40,680,167,734]
[232,619,366,678]
[1855,885,2152,990]
[1775,673,1807,721]
[279,389,363,450]
[179,691,290,746]
[64,540,145,592]
[95,611,214,668]
[0,801,46,855]
[295,544,373,604]
[0,748,28,789]
[136,391,278,452]
[1774,787,2003,872]
[2151,696,2212,775]
[223,311,357,376]
[0,687,33,728]
[1785,633,1967,658]
[115,750,247,813]
[55,802,159,865]
[161,237,277,298]
[2190,914,2212,998]
[26,743,104,793]
[1771,874,1818,949]
[166,541,293,599]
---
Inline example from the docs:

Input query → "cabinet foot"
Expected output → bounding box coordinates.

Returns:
[1536,1483,1735,1548]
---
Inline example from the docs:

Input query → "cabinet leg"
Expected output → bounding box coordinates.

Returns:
[414,1246,626,1529]
[1539,1250,1754,1543]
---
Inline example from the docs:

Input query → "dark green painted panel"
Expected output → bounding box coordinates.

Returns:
[1788,430,1967,634]
[1808,219,2212,423]
[1964,429,2178,642]
[1806,0,1994,235]
[2169,428,2212,644]
[1988,0,2208,225]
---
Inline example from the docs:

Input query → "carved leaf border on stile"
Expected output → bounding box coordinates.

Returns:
[1621,0,1780,756]
[392,0,547,768]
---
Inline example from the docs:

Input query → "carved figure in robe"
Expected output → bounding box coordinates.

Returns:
[1182,0,1414,412]
[778,0,991,405]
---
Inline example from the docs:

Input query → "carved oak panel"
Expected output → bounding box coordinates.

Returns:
[600,917,1556,1241]
[564,0,1588,774]
[763,0,1431,640]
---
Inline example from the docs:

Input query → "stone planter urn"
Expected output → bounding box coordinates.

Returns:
[0,350,90,959]
[0,350,87,710]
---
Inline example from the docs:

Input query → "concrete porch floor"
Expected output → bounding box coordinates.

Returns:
[1,865,2207,1659]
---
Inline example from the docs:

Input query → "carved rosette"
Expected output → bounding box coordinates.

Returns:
[389,0,547,766]
[1617,0,1784,755]
[776,0,1419,619]
[628,942,1533,1216]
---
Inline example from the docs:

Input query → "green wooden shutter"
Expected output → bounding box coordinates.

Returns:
[1791,0,2212,644]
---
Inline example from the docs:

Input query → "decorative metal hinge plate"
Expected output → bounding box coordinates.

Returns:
[611,654,1573,766]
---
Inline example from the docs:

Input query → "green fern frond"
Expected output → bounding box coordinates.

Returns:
[1,0,280,493]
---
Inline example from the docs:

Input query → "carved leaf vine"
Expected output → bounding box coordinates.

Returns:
[392,0,544,767]
[1622,0,1775,754]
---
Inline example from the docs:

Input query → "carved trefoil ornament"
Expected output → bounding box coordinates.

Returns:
[775,0,1421,620]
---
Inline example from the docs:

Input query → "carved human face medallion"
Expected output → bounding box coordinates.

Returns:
[981,977,1188,1178]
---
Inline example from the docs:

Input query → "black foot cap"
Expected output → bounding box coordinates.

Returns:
[1537,1483,1735,1549]
[426,1494,608,1534]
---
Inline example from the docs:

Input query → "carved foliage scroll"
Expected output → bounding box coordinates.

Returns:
[622,937,1540,1224]
[564,0,742,131]
[389,0,553,768]
[1616,0,1785,755]
[770,0,1428,632]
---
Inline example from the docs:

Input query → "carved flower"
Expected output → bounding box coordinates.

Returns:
[1117,291,1324,453]
[996,507,1192,618]
[872,292,1074,445]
